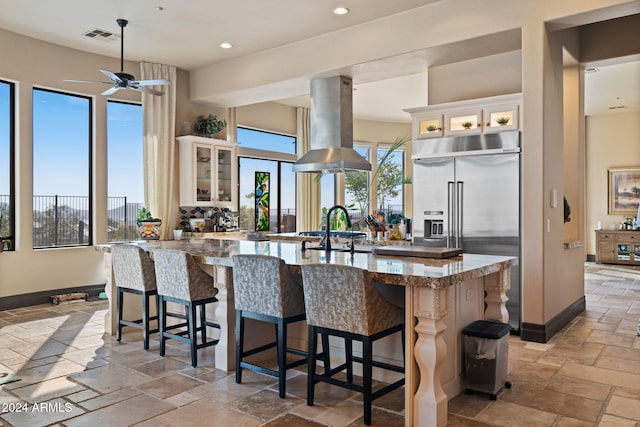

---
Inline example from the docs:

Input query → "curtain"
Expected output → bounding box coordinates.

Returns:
[140,62,177,240]
[296,107,320,231]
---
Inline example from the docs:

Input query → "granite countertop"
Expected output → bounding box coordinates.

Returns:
[97,239,515,289]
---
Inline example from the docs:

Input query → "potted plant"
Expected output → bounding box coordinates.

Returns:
[461,121,474,129]
[136,207,162,240]
[194,114,227,138]
[496,116,510,126]
[173,224,183,240]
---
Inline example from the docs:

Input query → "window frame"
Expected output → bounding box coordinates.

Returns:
[0,79,15,251]
[32,87,93,249]
[106,99,143,243]
[236,126,297,233]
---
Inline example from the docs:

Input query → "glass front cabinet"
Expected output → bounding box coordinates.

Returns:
[177,135,237,209]
[406,93,522,141]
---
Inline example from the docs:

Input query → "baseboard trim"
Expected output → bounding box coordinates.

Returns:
[0,284,106,311]
[521,296,585,343]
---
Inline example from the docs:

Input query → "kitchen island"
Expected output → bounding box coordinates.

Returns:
[97,239,514,427]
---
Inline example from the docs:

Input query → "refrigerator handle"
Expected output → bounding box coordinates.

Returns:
[457,181,464,248]
[447,181,454,248]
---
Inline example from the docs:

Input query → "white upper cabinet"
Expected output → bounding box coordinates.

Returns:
[406,93,522,140]
[177,135,237,209]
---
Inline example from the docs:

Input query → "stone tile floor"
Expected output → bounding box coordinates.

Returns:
[1,262,639,426]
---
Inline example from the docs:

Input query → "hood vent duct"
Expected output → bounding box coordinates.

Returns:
[292,75,372,173]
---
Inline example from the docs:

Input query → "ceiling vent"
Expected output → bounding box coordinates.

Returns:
[608,105,627,110]
[83,28,118,42]
[584,67,599,74]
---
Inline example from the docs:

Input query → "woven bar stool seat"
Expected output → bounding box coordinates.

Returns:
[232,254,319,398]
[111,244,158,350]
[153,249,221,367]
[301,263,405,426]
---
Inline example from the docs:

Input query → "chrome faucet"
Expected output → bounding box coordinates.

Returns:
[325,205,352,253]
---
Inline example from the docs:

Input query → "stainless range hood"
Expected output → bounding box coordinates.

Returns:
[292,75,372,173]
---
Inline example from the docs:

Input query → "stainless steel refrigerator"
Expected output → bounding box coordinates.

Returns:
[412,131,521,331]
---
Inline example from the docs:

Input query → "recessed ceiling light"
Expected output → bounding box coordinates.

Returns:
[333,7,349,15]
[220,42,233,49]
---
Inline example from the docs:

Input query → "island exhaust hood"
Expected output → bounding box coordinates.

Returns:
[292,75,372,173]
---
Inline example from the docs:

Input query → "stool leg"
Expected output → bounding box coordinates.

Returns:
[235,310,244,384]
[142,291,150,350]
[200,303,206,344]
[188,302,198,367]
[116,288,124,342]
[321,333,331,374]
[277,318,287,398]
[345,338,353,384]
[307,325,317,406]
[159,296,166,357]
[363,336,373,426]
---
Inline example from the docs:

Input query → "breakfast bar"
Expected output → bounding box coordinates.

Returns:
[98,239,515,427]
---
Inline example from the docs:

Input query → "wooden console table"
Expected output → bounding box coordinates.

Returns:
[595,229,640,265]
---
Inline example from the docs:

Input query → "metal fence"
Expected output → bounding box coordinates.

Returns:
[107,197,143,242]
[1,195,143,248]
[33,195,90,248]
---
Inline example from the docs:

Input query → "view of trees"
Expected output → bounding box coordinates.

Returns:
[344,136,411,217]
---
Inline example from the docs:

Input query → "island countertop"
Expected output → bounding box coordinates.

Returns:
[97,239,515,289]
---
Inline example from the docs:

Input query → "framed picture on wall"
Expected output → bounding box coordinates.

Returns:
[608,167,640,215]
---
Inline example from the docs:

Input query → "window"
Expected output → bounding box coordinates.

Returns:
[237,128,297,232]
[32,88,92,248]
[376,147,405,220]
[0,80,15,251]
[237,127,296,154]
[344,146,370,222]
[107,101,143,242]
[238,158,296,232]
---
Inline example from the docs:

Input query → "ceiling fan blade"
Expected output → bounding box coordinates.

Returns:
[101,86,122,96]
[130,79,171,87]
[64,79,114,85]
[100,69,123,84]
[132,86,165,96]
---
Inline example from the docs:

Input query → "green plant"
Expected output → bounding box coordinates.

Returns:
[344,135,412,218]
[426,125,438,132]
[174,224,183,230]
[194,114,227,137]
[461,121,474,129]
[137,207,160,222]
[496,116,510,125]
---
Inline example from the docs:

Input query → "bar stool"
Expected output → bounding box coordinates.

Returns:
[301,263,405,426]
[232,254,310,398]
[111,244,158,350]
[153,249,221,367]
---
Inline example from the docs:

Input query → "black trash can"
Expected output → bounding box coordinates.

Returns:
[462,320,512,400]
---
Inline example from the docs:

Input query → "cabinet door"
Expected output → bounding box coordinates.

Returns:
[214,146,235,208]
[483,104,519,133]
[445,109,482,135]
[416,114,444,139]
[596,232,617,262]
[195,145,214,203]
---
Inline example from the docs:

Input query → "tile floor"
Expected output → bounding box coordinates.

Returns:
[1,262,639,426]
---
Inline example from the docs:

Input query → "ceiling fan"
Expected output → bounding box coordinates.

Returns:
[65,19,170,96]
